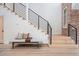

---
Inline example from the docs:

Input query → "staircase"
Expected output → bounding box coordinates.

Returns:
[0,3,52,45]
[51,35,78,48]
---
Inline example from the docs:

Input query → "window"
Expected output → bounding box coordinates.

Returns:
[63,8,68,28]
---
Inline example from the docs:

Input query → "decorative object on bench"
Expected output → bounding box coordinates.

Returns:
[25,37,32,43]
[22,33,32,43]
[15,33,30,39]
[22,33,29,39]
[16,33,23,39]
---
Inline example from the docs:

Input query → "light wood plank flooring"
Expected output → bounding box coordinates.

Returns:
[51,35,78,48]
[0,35,79,56]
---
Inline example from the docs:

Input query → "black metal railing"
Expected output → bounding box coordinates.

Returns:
[3,3,26,19]
[68,24,77,44]
[28,8,52,44]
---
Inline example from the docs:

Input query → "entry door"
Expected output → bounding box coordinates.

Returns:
[0,16,3,43]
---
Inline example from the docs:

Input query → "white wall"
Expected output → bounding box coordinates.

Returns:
[0,5,48,44]
[72,3,79,9]
[29,3,62,34]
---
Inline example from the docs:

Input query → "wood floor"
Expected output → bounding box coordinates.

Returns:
[51,35,77,48]
[0,35,79,56]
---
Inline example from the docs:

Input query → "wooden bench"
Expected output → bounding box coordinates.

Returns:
[12,42,40,49]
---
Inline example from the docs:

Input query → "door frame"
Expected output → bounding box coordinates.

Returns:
[62,7,68,28]
[0,16,4,44]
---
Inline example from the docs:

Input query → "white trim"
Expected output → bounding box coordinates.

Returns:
[62,7,68,28]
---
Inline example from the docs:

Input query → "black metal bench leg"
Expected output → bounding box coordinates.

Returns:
[12,42,14,49]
